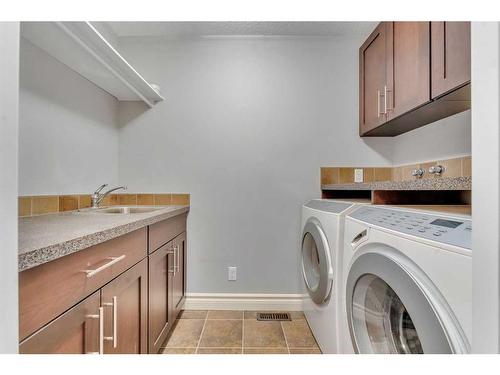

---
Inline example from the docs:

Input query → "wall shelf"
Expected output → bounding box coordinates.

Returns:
[321,176,471,192]
[321,177,471,206]
[21,22,164,108]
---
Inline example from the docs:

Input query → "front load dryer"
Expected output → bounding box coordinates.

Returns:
[340,206,471,354]
[301,199,367,354]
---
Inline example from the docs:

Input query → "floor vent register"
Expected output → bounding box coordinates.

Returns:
[256,312,291,321]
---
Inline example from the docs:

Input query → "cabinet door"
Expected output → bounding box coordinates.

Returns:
[19,291,101,354]
[172,232,186,316]
[431,22,471,99]
[101,259,148,354]
[386,22,431,120]
[148,242,175,354]
[359,22,388,135]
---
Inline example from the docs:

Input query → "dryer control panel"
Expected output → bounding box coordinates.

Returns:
[349,207,472,249]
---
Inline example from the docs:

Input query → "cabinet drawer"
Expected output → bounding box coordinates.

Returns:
[148,213,187,253]
[19,228,147,341]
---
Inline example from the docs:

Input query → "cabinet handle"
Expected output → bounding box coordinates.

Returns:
[177,244,181,272]
[102,296,118,348]
[377,89,381,118]
[384,85,392,114]
[173,246,177,275]
[166,249,175,274]
[174,245,181,273]
[83,255,126,278]
[112,296,117,348]
[99,306,104,354]
[85,309,102,354]
[175,245,178,273]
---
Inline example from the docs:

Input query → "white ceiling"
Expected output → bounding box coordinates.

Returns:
[107,22,377,38]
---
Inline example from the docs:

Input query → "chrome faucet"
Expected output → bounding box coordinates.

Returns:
[91,184,127,208]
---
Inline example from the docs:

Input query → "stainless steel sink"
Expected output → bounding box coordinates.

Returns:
[82,206,164,214]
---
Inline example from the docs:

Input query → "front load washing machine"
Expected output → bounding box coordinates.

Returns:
[301,199,368,354]
[339,206,471,354]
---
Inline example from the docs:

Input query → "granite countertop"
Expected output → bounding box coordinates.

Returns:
[18,205,189,272]
[321,176,471,191]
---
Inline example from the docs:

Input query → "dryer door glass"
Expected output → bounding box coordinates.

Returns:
[301,218,333,304]
[302,232,321,291]
[351,274,423,354]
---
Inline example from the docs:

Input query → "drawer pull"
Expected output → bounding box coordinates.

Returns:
[83,255,126,278]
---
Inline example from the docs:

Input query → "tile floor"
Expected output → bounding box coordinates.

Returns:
[161,310,321,354]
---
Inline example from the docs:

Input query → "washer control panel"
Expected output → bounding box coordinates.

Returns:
[349,207,472,249]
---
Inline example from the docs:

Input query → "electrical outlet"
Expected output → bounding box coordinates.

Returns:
[354,168,364,183]
[228,266,237,281]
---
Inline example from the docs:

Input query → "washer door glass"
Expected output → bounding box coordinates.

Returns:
[301,218,333,304]
[352,274,423,354]
[346,249,468,354]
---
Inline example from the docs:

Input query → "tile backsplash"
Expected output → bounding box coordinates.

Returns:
[18,193,190,217]
[321,156,471,185]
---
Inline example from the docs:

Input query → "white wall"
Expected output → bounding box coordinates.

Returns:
[0,22,20,353]
[18,38,120,196]
[15,24,473,297]
[117,36,395,294]
[392,110,471,165]
[471,22,500,354]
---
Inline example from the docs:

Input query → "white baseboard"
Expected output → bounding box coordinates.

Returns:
[184,293,306,311]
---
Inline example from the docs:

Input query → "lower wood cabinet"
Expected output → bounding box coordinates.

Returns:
[20,260,148,354]
[148,232,187,354]
[148,241,175,354]
[101,259,148,354]
[172,232,186,318]
[20,291,101,354]
[19,214,188,354]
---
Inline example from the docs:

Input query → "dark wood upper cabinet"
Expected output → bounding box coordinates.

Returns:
[101,259,148,354]
[386,22,431,120]
[19,291,101,354]
[360,21,471,137]
[359,23,388,135]
[431,22,471,99]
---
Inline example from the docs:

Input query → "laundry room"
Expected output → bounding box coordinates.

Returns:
[1,0,500,371]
